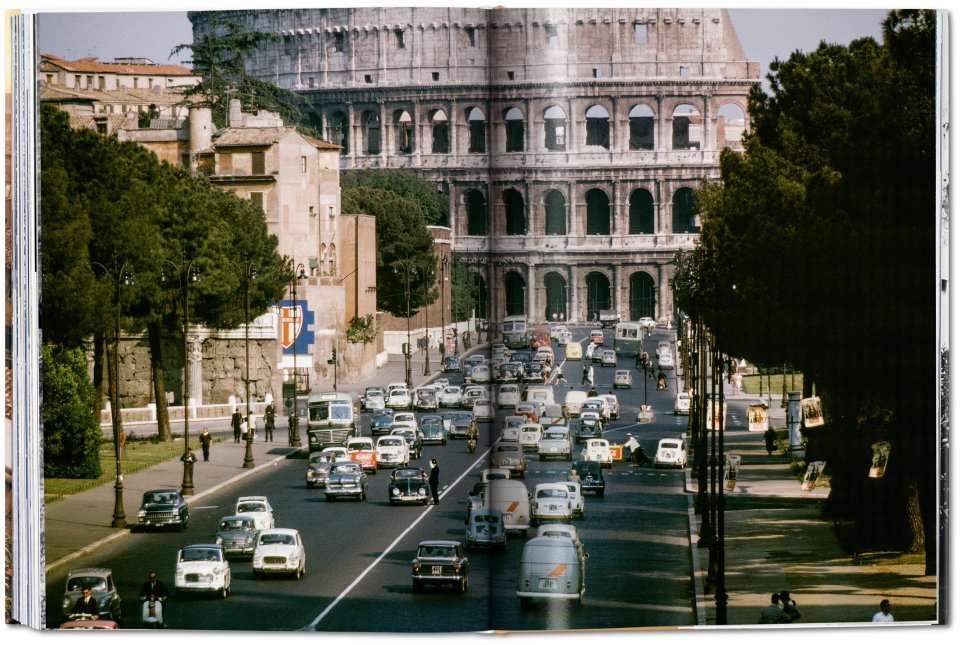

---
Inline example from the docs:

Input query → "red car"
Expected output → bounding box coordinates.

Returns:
[530,329,551,348]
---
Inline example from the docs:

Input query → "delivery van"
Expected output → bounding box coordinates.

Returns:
[516,536,587,607]
[562,390,588,418]
[483,479,531,536]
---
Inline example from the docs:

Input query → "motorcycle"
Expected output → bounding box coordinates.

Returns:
[141,595,165,629]
[657,377,666,391]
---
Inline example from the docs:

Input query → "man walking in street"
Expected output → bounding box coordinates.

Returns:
[232,409,242,443]
[199,427,213,462]
[428,458,441,505]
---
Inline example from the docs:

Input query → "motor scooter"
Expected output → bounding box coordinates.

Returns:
[141,595,165,629]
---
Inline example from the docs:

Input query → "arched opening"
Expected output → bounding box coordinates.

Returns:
[503,189,526,235]
[716,103,746,145]
[629,272,655,320]
[585,272,611,322]
[467,107,486,153]
[543,272,568,321]
[469,272,488,320]
[361,110,381,155]
[504,271,526,317]
[672,187,698,233]
[327,243,337,276]
[629,189,654,234]
[543,106,567,151]
[585,188,610,235]
[585,105,610,148]
[394,110,414,154]
[465,189,487,236]
[327,111,349,155]
[319,243,327,276]
[430,109,449,153]
[544,190,567,235]
[672,104,701,150]
[628,104,654,150]
[504,107,525,152]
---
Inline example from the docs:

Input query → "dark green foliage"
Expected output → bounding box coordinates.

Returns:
[341,168,448,226]
[42,344,103,479]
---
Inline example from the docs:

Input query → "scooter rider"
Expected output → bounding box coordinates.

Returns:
[139,571,169,628]
[139,571,169,603]
[656,370,666,390]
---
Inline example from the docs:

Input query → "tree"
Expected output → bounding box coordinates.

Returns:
[674,10,937,563]
[42,344,102,479]
[341,187,438,317]
[171,14,304,129]
[341,168,448,226]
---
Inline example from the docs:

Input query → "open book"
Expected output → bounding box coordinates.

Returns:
[6,6,946,634]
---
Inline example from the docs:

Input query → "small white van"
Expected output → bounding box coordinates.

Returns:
[483,479,531,536]
[562,390,588,417]
[517,536,587,607]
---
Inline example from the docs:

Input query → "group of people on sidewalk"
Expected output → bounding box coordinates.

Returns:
[230,403,278,445]
[759,591,895,624]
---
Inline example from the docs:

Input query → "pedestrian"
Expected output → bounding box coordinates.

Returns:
[872,599,894,623]
[764,426,777,455]
[199,427,212,462]
[733,372,742,396]
[428,458,441,505]
[581,364,589,385]
[758,592,785,624]
[567,468,581,484]
[240,417,249,443]
[780,591,801,622]
[231,409,242,443]
[264,403,276,442]
[587,364,594,387]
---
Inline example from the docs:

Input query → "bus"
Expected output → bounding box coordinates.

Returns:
[613,322,643,357]
[501,315,529,349]
[306,392,359,451]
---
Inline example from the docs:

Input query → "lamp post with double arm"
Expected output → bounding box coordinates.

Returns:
[439,255,449,361]
[289,262,307,447]
[228,260,258,469]
[394,259,418,390]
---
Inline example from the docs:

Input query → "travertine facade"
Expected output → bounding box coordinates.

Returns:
[197,7,760,325]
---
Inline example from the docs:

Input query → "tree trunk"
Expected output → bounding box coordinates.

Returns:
[92,331,105,420]
[904,477,925,555]
[149,321,172,441]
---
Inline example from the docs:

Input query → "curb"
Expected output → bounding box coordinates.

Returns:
[686,469,707,626]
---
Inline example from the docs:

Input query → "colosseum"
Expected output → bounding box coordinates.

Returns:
[190,7,759,326]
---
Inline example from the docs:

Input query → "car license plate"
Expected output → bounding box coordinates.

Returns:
[432,566,443,575]
[540,578,557,590]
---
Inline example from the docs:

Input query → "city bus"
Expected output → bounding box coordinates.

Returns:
[501,315,530,349]
[613,322,643,357]
[306,392,359,451]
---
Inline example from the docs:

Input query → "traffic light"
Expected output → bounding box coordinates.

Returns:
[332,348,337,361]
[402,342,409,356]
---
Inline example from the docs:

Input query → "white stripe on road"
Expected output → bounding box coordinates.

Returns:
[304,446,494,629]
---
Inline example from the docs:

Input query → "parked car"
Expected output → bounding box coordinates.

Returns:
[497,384,521,409]
[391,426,424,459]
[363,387,385,411]
[613,369,633,389]
[561,481,585,518]
[443,355,462,373]
[518,423,543,452]
[439,385,463,408]
[538,427,573,461]
[415,388,439,411]
[411,540,470,593]
[419,416,447,445]
[370,408,395,435]
[589,329,605,345]
[531,483,574,524]
[376,435,410,468]
[654,437,688,468]
[252,528,306,579]
[465,508,507,551]
[346,436,378,472]
[491,442,527,477]
[473,398,496,422]
[305,451,335,489]
[386,387,412,409]
[323,461,370,500]
[388,467,430,505]
[61,568,122,621]
[137,488,189,531]
[174,544,231,598]
[674,392,692,415]
[600,349,617,367]
[579,438,613,468]
[234,496,274,530]
[215,515,259,558]
[572,460,605,496]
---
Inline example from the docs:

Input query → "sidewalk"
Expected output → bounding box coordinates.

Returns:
[45,335,489,574]
[686,374,938,627]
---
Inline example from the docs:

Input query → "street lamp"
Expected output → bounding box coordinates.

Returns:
[92,259,134,528]
[394,259,417,390]
[228,260,258,469]
[439,255,449,361]
[289,262,307,447]
[423,283,431,376]
[162,256,201,497]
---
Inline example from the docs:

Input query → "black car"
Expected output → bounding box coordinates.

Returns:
[391,427,423,459]
[388,467,430,505]
[137,488,190,531]
[497,362,523,383]
[510,350,533,366]
[420,417,447,445]
[522,362,546,383]
[443,355,462,373]
[573,460,605,496]
[411,540,470,593]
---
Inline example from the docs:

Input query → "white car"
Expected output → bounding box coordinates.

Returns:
[674,392,691,415]
[549,325,569,340]
[471,364,492,384]
[556,330,572,346]
[363,388,386,411]
[497,384,521,409]
[561,481,585,518]
[439,385,463,408]
[175,544,231,598]
[659,352,675,370]
[601,393,621,420]
[531,483,574,524]
[538,427,572,461]
[518,423,543,452]
[252,528,306,579]
[234,496,274,530]
[321,446,348,461]
[583,397,611,422]
[473,398,495,422]
[392,411,418,431]
[537,523,583,551]
[376,435,410,468]
[387,388,412,409]
[654,437,688,468]
[638,317,656,332]
[600,349,617,367]
[579,438,613,468]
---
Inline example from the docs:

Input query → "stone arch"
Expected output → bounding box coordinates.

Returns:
[394,109,414,154]
[585,271,611,322]
[716,102,746,145]
[503,188,526,235]
[543,189,567,235]
[672,103,701,150]
[543,105,567,151]
[464,189,487,236]
[543,271,568,321]
[327,243,337,276]
[504,270,526,316]
[672,186,698,233]
[504,106,525,152]
[629,271,656,320]
[319,243,327,275]
[326,110,349,155]
[629,188,654,234]
[429,108,450,153]
[585,104,610,148]
[361,109,381,155]
[585,188,610,235]
[628,103,655,150]
[466,106,486,153]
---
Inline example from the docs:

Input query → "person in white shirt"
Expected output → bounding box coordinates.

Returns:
[872,599,894,622]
